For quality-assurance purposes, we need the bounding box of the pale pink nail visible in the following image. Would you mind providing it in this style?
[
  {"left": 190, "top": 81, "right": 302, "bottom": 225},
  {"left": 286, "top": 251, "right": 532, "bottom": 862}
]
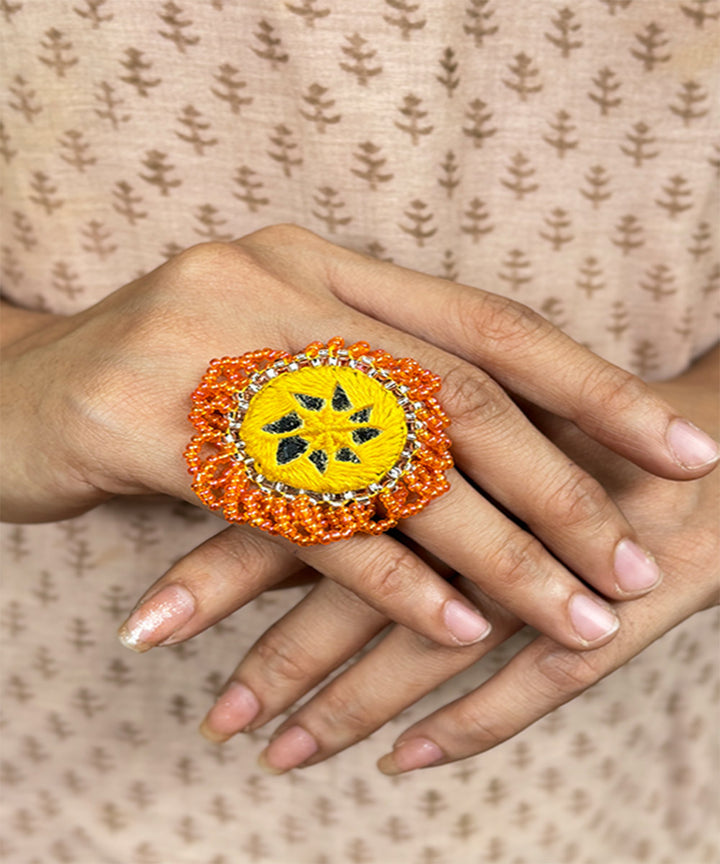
[
  {"left": 569, "top": 594, "right": 619, "bottom": 644},
  {"left": 377, "top": 737, "right": 445, "bottom": 775},
  {"left": 614, "top": 539, "right": 662, "bottom": 594},
  {"left": 667, "top": 418, "right": 719, "bottom": 469},
  {"left": 258, "top": 726, "right": 318, "bottom": 774},
  {"left": 443, "top": 600, "right": 492, "bottom": 644},
  {"left": 117, "top": 584, "right": 195, "bottom": 652},
  {"left": 200, "top": 682, "right": 260, "bottom": 742}
]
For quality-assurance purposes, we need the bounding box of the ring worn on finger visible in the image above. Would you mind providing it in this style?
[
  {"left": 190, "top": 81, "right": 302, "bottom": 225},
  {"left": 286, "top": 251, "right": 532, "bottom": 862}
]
[{"left": 184, "top": 336, "right": 454, "bottom": 545}]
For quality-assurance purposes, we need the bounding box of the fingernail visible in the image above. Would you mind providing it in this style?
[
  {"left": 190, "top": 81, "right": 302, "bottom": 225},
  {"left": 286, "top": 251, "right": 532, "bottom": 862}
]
[
  {"left": 614, "top": 539, "right": 662, "bottom": 594},
  {"left": 200, "top": 682, "right": 261, "bottom": 743},
  {"left": 667, "top": 418, "right": 719, "bottom": 469},
  {"left": 117, "top": 584, "right": 195, "bottom": 652},
  {"left": 258, "top": 725, "right": 318, "bottom": 774},
  {"left": 377, "top": 737, "right": 445, "bottom": 775},
  {"left": 443, "top": 600, "right": 492, "bottom": 644},
  {"left": 569, "top": 594, "right": 619, "bottom": 644}
]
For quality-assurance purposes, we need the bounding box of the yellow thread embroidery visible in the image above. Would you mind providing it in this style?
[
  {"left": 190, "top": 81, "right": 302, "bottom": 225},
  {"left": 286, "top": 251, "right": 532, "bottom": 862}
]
[{"left": 240, "top": 365, "right": 407, "bottom": 493}]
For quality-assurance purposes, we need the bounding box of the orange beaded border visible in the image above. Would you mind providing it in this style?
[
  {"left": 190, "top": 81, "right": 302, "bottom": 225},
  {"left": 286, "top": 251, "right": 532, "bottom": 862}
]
[{"left": 184, "top": 337, "right": 453, "bottom": 546}]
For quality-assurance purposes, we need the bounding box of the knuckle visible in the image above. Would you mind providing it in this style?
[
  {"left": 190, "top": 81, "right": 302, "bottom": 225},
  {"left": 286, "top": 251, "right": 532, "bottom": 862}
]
[
  {"left": 440, "top": 363, "right": 512, "bottom": 429},
  {"left": 543, "top": 468, "right": 610, "bottom": 530},
  {"left": 244, "top": 222, "right": 319, "bottom": 249},
  {"left": 463, "top": 293, "right": 549, "bottom": 354},
  {"left": 577, "top": 363, "right": 648, "bottom": 423},
  {"left": 490, "top": 533, "right": 546, "bottom": 590},
  {"left": 317, "top": 685, "right": 375, "bottom": 736},
  {"left": 449, "top": 701, "right": 507, "bottom": 751},
  {"left": 359, "top": 546, "right": 420, "bottom": 607},
  {"left": 252, "top": 628, "right": 314, "bottom": 686},
  {"left": 535, "top": 646, "right": 603, "bottom": 697}
]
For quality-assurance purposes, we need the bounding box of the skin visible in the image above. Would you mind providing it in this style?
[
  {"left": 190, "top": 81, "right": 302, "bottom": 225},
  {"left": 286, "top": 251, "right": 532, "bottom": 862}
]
[{"left": 1, "top": 225, "right": 717, "bottom": 770}]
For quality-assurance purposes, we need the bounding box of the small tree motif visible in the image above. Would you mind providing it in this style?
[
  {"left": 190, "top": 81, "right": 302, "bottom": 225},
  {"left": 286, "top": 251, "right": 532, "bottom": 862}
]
[
  {"left": 339, "top": 33, "right": 382, "bottom": 85},
  {"left": 1, "top": 246, "right": 22, "bottom": 286},
  {"left": 104, "top": 659, "right": 134, "bottom": 689},
  {"left": 193, "top": 204, "right": 233, "bottom": 241},
  {"left": 112, "top": 181, "right": 147, "bottom": 224},
  {"left": 1, "top": 600, "right": 25, "bottom": 638},
  {"left": 13, "top": 211, "right": 38, "bottom": 251},
  {"left": 611, "top": 213, "right": 644, "bottom": 254},
  {"left": 68, "top": 617, "right": 95, "bottom": 652},
  {"left": 158, "top": 2, "right": 200, "bottom": 52},
  {"left": 436, "top": 46, "right": 460, "bottom": 97},
  {"left": 545, "top": 7, "right": 583, "bottom": 57},
  {"left": 620, "top": 121, "right": 659, "bottom": 167},
  {"left": 418, "top": 789, "right": 447, "bottom": 818},
  {"left": 688, "top": 222, "right": 712, "bottom": 260},
  {"left": 94, "top": 81, "right": 130, "bottom": 128},
  {"left": 58, "top": 129, "right": 96, "bottom": 172},
  {"left": 710, "top": 143, "right": 720, "bottom": 179},
  {"left": 139, "top": 150, "right": 182, "bottom": 195},
  {"left": 312, "top": 796, "right": 338, "bottom": 827},
  {"left": 1, "top": 1, "right": 22, "bottom": 23},
  {"left": 540, "top": 207, "right": 574, "bottom": 250},
  {"left": 588, "top": 66, "right": 622, "bottom": 115},
  {"left": 464, "top": 0, "right": 498, "bottom": 46},
  {"left": 439, "top": 249, "right": 459, "bottom": 281},
  {"left": 267, "top": 124, "right": 302, "bottom": 177},
  {"left": 581, "top": 165, "right": 612, "bottom": 208},
  {"left": 498, "top": 249, "right": 532, "bottom": 291},
  {"left": 351, "top": 141, "right": 393, "bottom": 190},
  {"left": 395, "top": 93, "right": 433, "bottom": 144},
  {"left": 73, "top": 0, "right": 113, "bottom": 28},
  {"left": 379, "top": 815, "right": 412, "bottom": 842},
  {"left": 576, "top": 256, "right": 605, "bottom": 297},
  {"left": 631, "top": 340, "right": 660, "bottom": 377},
  {"left": 119, "top": 48, "right": 161, "bottom": 97},
  {"left": 81, "top": 220, "right": 117, "bottom": 259},
  {"left": 503, "top": 53, "right": 543, "bottom": 101},
  {"left": 242, "top": 834, "right": 270, "bottom": 861},
  {"left": 365, "top": 240, "right": 393, "bottom": 261},
  {"left": 543, "top": 110, "right": 579, "bottom": 158},
  {"left": 9, "top": 75, "right": 42, "bottom": 123},
  {"left": 438, "top": 149, "right": 460, "bottom": 198},
  {"left": 631, "top": 22, "right": 671, "bottom": 71},
  {"left": 29, "top": 172, "right": 63, "bottom": 214},
  {"left": 540, "top": 297, "right": 569, "bottom": 329},
  {"left": 640, "top": 263, "right": 677, "bottom": 300},
  {"left": 453, "top": 812, "right": 477, "bottom": 840},
  {"left": 461, "top": 198, "right": 493, "bottom": 243},
  {"left": 462, "top": 98, "right": 496, "bottom": 148},
  {"left": 312, "top": 187, "right": 352, "bottom": 233},
  {"left": 383, "top": 0, "right": 427, "bottom": 40},
  {"left": 252, "top": 20, "right": 289, "bottom": 68},
  {"left": 100, "top": 802, "right": 128, "bottom": 832},
  {"left": 232, "top": 165, "right": 270, "bottom": 212},
  {"left": 674, "top": 306, "right": 694, "bottom": 340},
  {"left": 38, "top": 28, "right": 78, "bottom": 77},
  {"left": 680, "top": 0, "right": 720, "bottom": 27},
  {"left": 655, "top": 174, "right": 693, "bottom": 218},
  {"left": 0, "top": 121, "right": 15, "bottom": 164},
  {"left": 501, "top": 151, "right": 539, "bottom": 199},
  {"left": 285, "top": 0, "right": 331, "bottom": 27},
  {"left": 399, "top": 199, "right": 437, "bottom": 247},
  {"left": 48, "top": 713, "right": 73, "bottom": 741},
  {"left": 175, "top": 104, "right": 218, "bottom": 154},
  {"left": 669, "top": 80, "right": 709, "bottom": 126},
  {"left": 701, "top": 262, "right": 720, "bottom": 295},
  {"left": 599, "top": 0, "right": 632, "bottom": 12},
  {"left": 300, "top": 83, "right": 341, "bottom": 133},
  {"left": 211, "top": 63, "right": 252, "bottom": 114},
  {"left": 100, "top": 584, "right": 132, "bottom": 618}
]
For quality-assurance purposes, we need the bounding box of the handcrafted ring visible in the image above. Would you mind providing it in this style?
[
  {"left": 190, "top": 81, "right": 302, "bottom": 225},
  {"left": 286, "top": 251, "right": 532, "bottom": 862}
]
[{"left": 184, "top": 336, "right": 453, "bottom": 545}]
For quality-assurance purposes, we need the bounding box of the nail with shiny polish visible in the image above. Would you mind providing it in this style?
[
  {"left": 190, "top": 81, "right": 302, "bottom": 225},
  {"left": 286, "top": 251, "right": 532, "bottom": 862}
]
[
  {"left": 117, "top": 584, "right": 195, "bottom": 652},
  {"left": 200, "top": 682, "right": 261, "bottom": 743},
  {"left": 667, "top": 418, "right": 719, "bottom": 470},
  {"left": 614, "top": 539, "right": 662, "bottom": 594},
  {"left": 377, "top": 737, "right": 445, "bottom": 775},
  {"left": 258, "top": 726, "right": 318, "bottom": 774},
  {"left": 569, "top": 594, "right": 619, "bottom": 644},
  {"left": 443, "top": 599, "right": 492, "bottom": 645}
]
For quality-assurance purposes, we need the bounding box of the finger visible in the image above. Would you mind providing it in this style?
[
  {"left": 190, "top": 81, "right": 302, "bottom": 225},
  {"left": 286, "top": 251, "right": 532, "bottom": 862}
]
[
  {"left": 253, "top": 582, "right": 522, "bottom": 773},
  {"left": 376, "top": 578, "right": 705, "bottom": 775},
  {"left": 117, "top": 523, "right": 306, "bottom": 652},
  {"left": 318, "top": 237, "right": 719, "bottom": 478},
  {"left": 199, "top": 578, "right": 390, "bottom": 743}
]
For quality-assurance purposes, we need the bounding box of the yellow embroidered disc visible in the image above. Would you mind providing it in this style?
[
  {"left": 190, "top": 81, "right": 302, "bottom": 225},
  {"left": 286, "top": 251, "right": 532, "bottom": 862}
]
[{"left": 239, "top": 365, "right": 408, "bottom": 494}]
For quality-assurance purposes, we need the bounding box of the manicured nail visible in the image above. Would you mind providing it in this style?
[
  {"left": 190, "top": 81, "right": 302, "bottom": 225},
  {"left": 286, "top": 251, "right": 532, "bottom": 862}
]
[
  {"left": 569, "top": 594, "right": 619, "bottom": 644},
  {"left": 117, "top": 584, "right": 195, "bottom": 652},
  {"left": 377, "top": 737, "right": 445, "bottom": 775},
  {"left": 199, "top": 682, "right": 261, "bottom": 743},
  {"left": 614, "top": 539, "right": 662, "bottom": 594},
  {"left": 667, "top": 418, "right": 719, "bottom": 469},
  {"left": 258, "top": 726, "right": 318, "bottom": 774},
  {"left": 443, "top": 599, "right": 492, "bottom": 644}
]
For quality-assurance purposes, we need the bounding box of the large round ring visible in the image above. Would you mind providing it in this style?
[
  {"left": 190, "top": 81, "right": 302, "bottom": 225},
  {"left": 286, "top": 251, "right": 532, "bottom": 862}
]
[{"left": 184, "top": 336, "right": 453, "bottom": 545}]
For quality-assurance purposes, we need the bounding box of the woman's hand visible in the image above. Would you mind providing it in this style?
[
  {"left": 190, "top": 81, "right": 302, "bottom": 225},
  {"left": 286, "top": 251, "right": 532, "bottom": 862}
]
[
  {"left": 2, "top": 226, "right": 717, "bottom": 657},
  {"left": 195, "top": 346, "right": 718, "bottom": 774}
]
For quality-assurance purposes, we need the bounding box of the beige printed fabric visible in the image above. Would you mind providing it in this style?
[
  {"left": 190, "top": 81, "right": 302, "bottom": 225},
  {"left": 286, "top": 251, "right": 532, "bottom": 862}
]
[{"left": 1, "top": 2, "right": 719, "bottom": 863}]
